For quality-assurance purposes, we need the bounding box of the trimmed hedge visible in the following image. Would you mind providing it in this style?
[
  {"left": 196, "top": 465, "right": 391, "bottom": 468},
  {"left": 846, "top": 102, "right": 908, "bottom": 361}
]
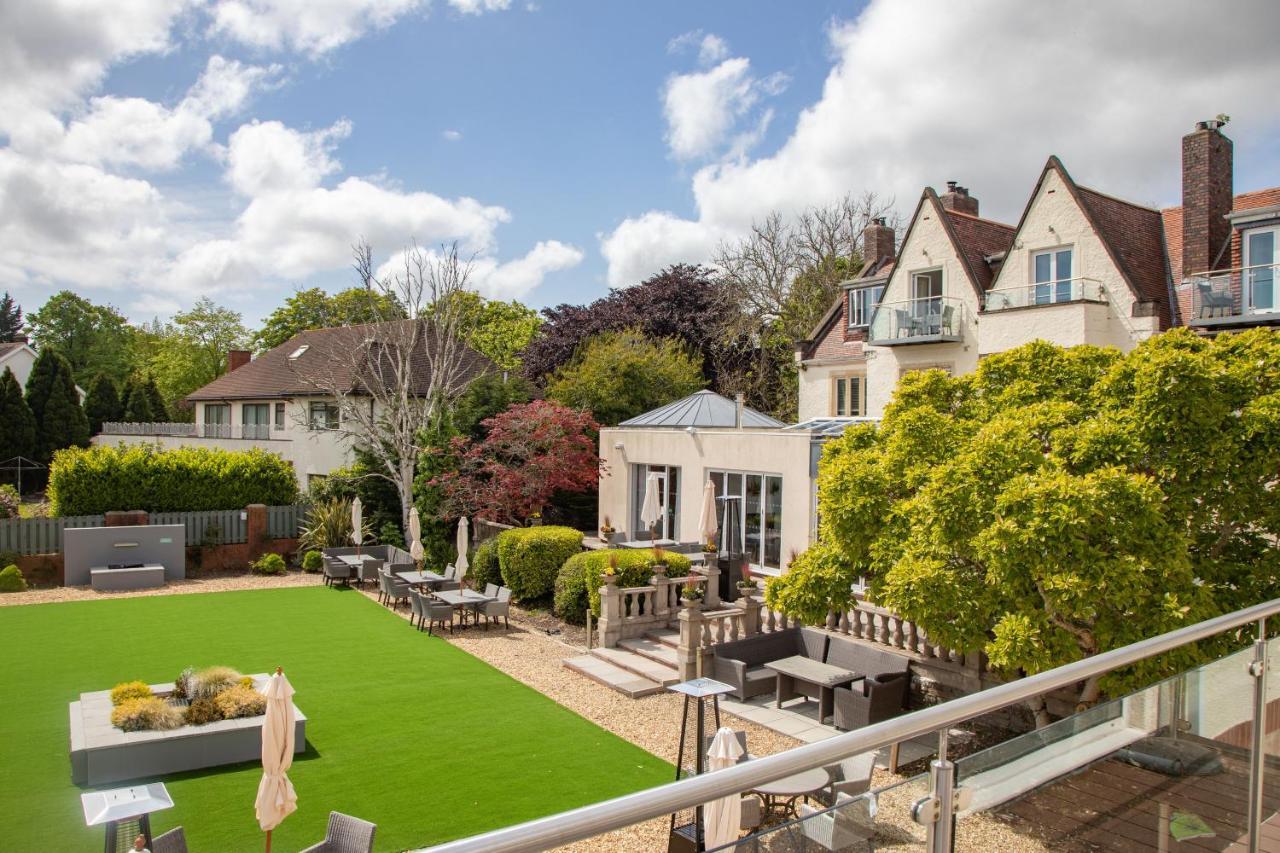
[
  {"left": 553, "top": 549, "right": 692, "bottom": 624},
  {"left": 48, "top": 444, "right": 297, "bottom": 515},
  {"left": 496, "top": 525, "right": 584, "bottom": 600},
  {"left": 469, "top": 539, "right": 500, "bottom": 591}
]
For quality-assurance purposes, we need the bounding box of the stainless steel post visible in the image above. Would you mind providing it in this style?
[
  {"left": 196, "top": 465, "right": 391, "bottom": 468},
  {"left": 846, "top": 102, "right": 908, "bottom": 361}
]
[
  {"left": 1248, "top": 617, "right": 1268, "bottom": 853},
  {"left": 927, "top": 729, "right": 955, "bottom": 853}
]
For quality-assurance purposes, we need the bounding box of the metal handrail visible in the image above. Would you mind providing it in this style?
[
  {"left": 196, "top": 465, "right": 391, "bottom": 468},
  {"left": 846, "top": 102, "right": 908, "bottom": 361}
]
[
  {"left": 421, "top": 596, "right": 1280, "bottom": 853},
  {"left": 983, "top": 276, "right": 1105, "bottom": 311},
  {"left": 1183, "top": 261, "right": 1280, "bottom": 280}
]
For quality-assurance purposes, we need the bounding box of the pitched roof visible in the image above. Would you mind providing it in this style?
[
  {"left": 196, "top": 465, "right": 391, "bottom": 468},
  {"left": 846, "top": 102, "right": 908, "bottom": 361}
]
[
  {"left": 186, "top": 320, "right": 493, "bottom": 402},
  {"left": 618, "top": 389, "right": 785, "bottom": 429},
  {"left": 940, "top": 208, "right": 1016, "bottom": 293},
  {"left": 0, "top": 341, "right": 26, "bottom": 360},
  {"left": 1074, "top": 184, "right": 1172, "bottom": 328}
]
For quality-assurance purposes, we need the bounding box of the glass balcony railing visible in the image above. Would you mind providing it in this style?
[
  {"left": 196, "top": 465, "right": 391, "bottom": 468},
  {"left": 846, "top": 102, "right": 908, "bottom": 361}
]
[
  {"left": 983, "top": 277, "right": 1105, "bottom": 312},
  {"left": 866, "top": 296, "right": 966, "bottom": 345},
  {"left": 1186, "top": 263, "right": 1280, "bottom": 325},
  {"left": 241, "top": 424, "right": 272, "bottom": 440}
]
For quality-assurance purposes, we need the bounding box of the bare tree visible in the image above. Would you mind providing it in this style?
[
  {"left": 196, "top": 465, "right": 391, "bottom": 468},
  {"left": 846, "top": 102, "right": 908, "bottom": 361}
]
[{"left": 293, "top": 240, "right": 484, "bottom": 533}]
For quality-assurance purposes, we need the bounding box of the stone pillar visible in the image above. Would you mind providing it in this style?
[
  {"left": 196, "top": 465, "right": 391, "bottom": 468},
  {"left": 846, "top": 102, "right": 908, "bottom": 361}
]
[
  {"left": 105, "top": 510, "right": 148, "bottom": 527},
  {"left": 597, "top": 574, "right": 623, "bottom": 649},
  {"left": 677, "top": 602, "right": 706, "bottom": 682},
  {"left": 700, "top": 559, "right": 721, "bottom": 609},
  {"left": 650, "top": 563, "right": 670, "bottom": 622},
  {"left": 735, "top": 592, "right": 762, "bottom": 637},
  {"left": 245, "top": 504, "right": 268, "bottom": 561}
]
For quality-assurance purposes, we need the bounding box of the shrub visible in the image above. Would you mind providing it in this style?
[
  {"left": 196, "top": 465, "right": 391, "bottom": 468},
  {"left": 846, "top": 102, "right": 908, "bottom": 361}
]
[
  {"left": 299, "top": 498, "right": 369, "bottom": 551},
  {"left": 0, "top": 564, "right": 26, "bottom": 593},
  {"left": 174, "top": 666, "right": 195, "bottom": 699},
  {"left": 496, "top": 525, "right": 583, "bottom": 600},
  {"left": 468, "top": 539, "right": 500, "bottom": 590},
  {"left": 188, "top": 666, "right": 243, "bottom": 701},
  {"left": 47, "top": 444, "right": 297, "bottom": 516},
  {"left": 111, "top": 697, "right": 183, "bottom": 732},
  {"left": 553, "top": 549, "right": 692, "bottom": 623},
  {"left": 251, "top": 553, "right": 286, "bottom": 575},
  {"left": 110, "top": 680, "right": 153, "bottom": 706},
  {"left": 376, "top": 520, "right": 404, "bottom": 549},
  {"left": 184, "top": 697, "right": 223, "bottom": 726},
  {"left": 214, "top": 684, "right": 266, "bottom": 719},
  {"left": 301, "top": 550, "right": 324, "bottom": 573},
  {"left": 0, "top": 484, "right": 18, "bottom": 519}
]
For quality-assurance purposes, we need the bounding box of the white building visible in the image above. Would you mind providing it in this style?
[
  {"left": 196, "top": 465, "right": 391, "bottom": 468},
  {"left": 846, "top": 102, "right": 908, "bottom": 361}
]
[{"left": 0, "top": 340, "right": 86, "bottom": 399}]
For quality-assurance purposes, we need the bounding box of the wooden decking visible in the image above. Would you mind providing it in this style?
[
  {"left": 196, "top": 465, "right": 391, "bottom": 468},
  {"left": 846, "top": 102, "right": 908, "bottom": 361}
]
[{"left": 997, "top": 746, "right": 1280, "bottom": 852}]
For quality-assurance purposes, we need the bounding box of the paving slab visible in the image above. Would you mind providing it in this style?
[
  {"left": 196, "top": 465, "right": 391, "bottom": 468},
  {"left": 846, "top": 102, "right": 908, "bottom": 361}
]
[
  {"left": 590, "top": 647, "right": 680, "bottom": 686},
  {"left": 563, "top": 655, "right": 664, "bottom": 698}
]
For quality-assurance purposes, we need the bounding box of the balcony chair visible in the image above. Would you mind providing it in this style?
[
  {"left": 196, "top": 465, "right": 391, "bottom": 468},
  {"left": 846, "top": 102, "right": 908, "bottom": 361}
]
[
  {"left": 1197, "top": 280, "right": 1235, "bottom": 318},
  {"left": 152, "top": 827, "right": 188, "bottom": 853},
  {"left": 940, "top": 303, "right": 956, "bottom": 335},
  {"left": 300, "top": 811, "right": 377, "bottom": 853}
]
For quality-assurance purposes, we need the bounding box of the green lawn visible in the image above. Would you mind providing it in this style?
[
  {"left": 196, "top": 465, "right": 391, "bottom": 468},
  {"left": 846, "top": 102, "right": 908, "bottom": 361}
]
[{"left": 0, "top": 587, "right": 670, "bottom": 851}]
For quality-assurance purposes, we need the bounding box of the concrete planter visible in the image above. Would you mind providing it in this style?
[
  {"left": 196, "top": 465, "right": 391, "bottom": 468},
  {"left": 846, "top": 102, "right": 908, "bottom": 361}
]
[{"left": 69, "top": 675, "right": 306, "bottom": 786}]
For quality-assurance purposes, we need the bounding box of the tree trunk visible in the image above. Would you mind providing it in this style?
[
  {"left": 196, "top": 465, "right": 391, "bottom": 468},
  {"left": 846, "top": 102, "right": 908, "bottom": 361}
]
[
  {"left": 1025, "top": 695, "right": 1052, "bottom": 729},
  {"left": 1075, "top": 675, "right": 1103, "bottom": 712}
]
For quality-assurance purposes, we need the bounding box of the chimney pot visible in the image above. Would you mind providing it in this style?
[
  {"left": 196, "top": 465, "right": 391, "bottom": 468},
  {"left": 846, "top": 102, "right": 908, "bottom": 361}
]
[
  {"left": 734, "top": 393, "right": 744, "bottom": 429},
  {"left": 939, "top": 182, "right": 980, "bottom": 216},
  {"left": 946, "top": 181, "right": 958, "bottom": 192}
]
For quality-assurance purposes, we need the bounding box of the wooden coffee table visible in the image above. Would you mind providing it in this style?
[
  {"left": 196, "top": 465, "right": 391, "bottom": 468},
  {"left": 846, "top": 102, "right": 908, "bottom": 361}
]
[{"left": 763, "top": 656, "right": 858, "bottom": 724}]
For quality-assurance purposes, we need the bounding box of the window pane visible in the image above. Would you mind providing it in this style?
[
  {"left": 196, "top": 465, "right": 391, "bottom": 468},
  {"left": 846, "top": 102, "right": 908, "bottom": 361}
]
[
  {"left": 665, "top": 467, "right": 679, "bottom": 541},
  {"left": 849, "top": 377, "right": 862, "bottom": 416},
  {"left": 835, "top": 378, "right": 846, "bottom": 416},
  {"left": 764, "top": 476, "right": 782, "bottom": 570},
  {"left": 744, "top": 475, "right": 762, "bottom": 567},
  {"left": 274, "top": 403, "right": 284, "bottom": 429},
  {"left": 1055, "top": 249, "right": 1072, "bottom": 280},
  {"left": 1034, "top": 252, "right": 1051, "bottom": 283}
]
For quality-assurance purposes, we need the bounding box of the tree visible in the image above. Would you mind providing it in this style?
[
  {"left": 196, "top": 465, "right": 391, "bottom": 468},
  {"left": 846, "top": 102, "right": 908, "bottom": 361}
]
[
  {"left": 0, "top": 368, "right": 37, "bottom": 487},
  {"left": 121, "top": 376, "right": 155, "bottom": 423},
  {"left": 23, "top": 348, "right": 89, "bottom": 464},
  {"left": 444, "top": 291, "right": 541, "bottom": 375},
  {"left": 545, "top": 328, "right": 705, "bottom": 425},
  {"left": 26, "top": 291, "right": 136, "bottom": 386},
  {"left": 451, "top": 373, "right": 534, "bottom": 440},
  {"left": 0, "top": 293, "right": 22, "bottom": 342},
  {"left": 141, "top": 375, "right": 168, "bottom": 422},
  {"left": 432, "top": 401, "right": 601, "bottom": 526},
  {"left": 296, "top": 241, "right": 489, "bottom": 533},
  {"left": 84, "top": 374, "right": 123, "bottom": 434},
  {"left": 766, "top": 331, "right": 1280, "bottom": 724},
  {"left": 147, "top": 298, "right": 249, "bottom": 418},
  {"left": 252, "top": 286, "right": 407, "bottom": 352}
]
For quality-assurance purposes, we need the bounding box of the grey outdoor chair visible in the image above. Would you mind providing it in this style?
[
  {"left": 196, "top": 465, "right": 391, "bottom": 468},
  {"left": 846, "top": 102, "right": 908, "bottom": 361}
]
[
  {"left": 480, "top": 593, "right": 510, "bottom": 630},
  {"left": 1197, "top": 280, "right": 1235, "bottom": 317},
  {"left": 356, "top": 557, "right": 383, "bottom": 586},
  {"left": 300, "top": 811, "right": 377, "bottom": 853},
  {"left": 323, "top": 557, "right": 351, "bottom": 588},
  {"left": 152, "top": 827, "right": 188, "bottom": 853},
  {"left": 423, "top": 597, "right": 455, "bottom": 635},
  {"left": 797, "top": 792, "right": 876, "bottom": 851},
  {"left": 816, "top": 752, "right": 875, "bottom": 807},
  {"left": 381, "top": 569, "right": 410, "bottom": 610},
  {"left": 408, "top": 588, "right": 426, "bottom": 629},
  {"left": 437, "top": 565, "right": 461, "bottom": 592},
  {"left": 484, "top": 582, "right": 500, "bottom": 598}
]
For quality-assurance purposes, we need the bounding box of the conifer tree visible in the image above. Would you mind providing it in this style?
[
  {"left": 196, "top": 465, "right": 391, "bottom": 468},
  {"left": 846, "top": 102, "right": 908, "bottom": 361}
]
[
  {"left": 24, "top": 348, "right": 89, "bottom": 463},
  {"left": 141, "top": 375, "right": 168, "bottom": 422},
  {"left": 121, "top": 377, "right": 156, "bottom": 423},
  {"left": 84, "top": 373, "right": 123, "bottom": 434},
  {"left": 0, "top": 292, "right": 21, "bottom": 342},
  {"left": 0, "top": 367, "right": 37, "bottom": 471}
]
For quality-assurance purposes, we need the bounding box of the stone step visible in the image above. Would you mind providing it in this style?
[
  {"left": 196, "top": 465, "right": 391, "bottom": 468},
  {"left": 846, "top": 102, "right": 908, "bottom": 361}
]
[
  {"left": 592, "top": 646, "right": 680, "bottom": 686},
  {"left": 563, "top": 655, "right": 665, "bottom": 699},
  {"left": 619, "top": 636, "right": 680, "bottom": 669},
  {"left": 645, "top": 628, "right": 680, "bottom": 649}
]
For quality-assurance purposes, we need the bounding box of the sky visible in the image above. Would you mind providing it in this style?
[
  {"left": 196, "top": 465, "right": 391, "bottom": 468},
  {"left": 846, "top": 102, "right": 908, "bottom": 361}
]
[{"left": 2, "top": 0, "right": 1279, "bottom": 327}]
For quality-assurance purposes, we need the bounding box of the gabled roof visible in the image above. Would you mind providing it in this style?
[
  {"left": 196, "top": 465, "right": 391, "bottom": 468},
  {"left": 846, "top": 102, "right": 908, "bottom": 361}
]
[
  {"left": 186, "top": 321, "right": 493, "bottom": 402},
  {"left": 618, "top": 389, "right": 785, "bottom": 429},
  {"left": 894, "top": 189, "right": 1015, "bottom": 299},
  {"left": 0, "top": 341, "right": 31, "bottom": 361}
]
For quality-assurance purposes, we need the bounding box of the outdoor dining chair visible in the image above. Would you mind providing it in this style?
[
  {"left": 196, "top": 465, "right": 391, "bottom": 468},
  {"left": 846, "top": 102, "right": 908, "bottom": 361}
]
[
  {"left": 484, "top": 582, "right": 499, "bottom": 598},
  {"left": 437, "top": 565, "right": 461, "bottom": 592},
  {"left": 480, "top": 591, "right": 510, "bottom": 630},
  {"left": 423, "top": 597, "right": 455, "bottom": 636},
  {"left": 797, "top": 792, "right": 876, "bottom": 851},
  {"left": 381, "top": 569, "right": 410, "bottom": 610},
  {"left": 408, "top": 588, "right": 426, "bottom": 630},
  {"left": 357, "top": 557, "right": 383, "bottom": 587},
  {"left": 815, "top": 752, "right": 875, "bottom": 807},
  {"left": 152, "top": 827, "right": 188, "bottom": 853},
  {"left": 323, "top": 557, "right": 351, "bottom": 588},
  {"left": 300, "top": 811, "right": 377, "bottom": 853}
]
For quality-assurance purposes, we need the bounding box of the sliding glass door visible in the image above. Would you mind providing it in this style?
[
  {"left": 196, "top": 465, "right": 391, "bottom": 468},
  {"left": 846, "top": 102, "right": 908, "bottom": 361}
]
[
  {"left": 709, "top": 469, "right": 783, "bottom": 571},
  {"left": 631, "top": 464, "right": 679, "bottom": 541}
]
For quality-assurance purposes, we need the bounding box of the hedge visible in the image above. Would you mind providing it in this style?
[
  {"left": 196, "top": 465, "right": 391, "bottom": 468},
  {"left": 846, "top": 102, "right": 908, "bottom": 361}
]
[
  {"left": 495, "top": 525, "right": 583, "bottom": 600},
  {"left": 553, "top": 548, "right": 692, "bottom": 624},
  {"left": 469, "top": 539, "right": 501, "bottom": 590},
  {"left": 48, "top": 444, "right": 297, "bottom": 515}
]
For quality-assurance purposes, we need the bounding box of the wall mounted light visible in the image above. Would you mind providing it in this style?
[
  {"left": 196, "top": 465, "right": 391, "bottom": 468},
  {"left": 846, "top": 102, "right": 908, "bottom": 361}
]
[{"left": 613, "top": 442, "right": 625, "bottom": 451}]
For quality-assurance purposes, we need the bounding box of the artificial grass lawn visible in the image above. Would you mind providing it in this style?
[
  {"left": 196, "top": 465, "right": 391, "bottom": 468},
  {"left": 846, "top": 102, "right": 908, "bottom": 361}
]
[{"left": 0, "top": 586, "right": 671, "bottom": 851}]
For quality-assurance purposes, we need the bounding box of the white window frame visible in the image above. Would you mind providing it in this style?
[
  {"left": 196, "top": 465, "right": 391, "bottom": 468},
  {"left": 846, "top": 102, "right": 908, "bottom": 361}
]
[
  {"left": 848, "top": 285, "right": 884, "bottom": 328},
  {"left": 707, "top": 468, "right": 784, "bottom": 572},
  {"left": 831, "top": 374, "right": 864, "bottom": 417},
  {"left": 308, "top": 401, "right": 339, "bottom": 431},
  {"left": 1031, "top": 246, "right": 1075, "bottom": 304},
  {"left": 1242, "top": 226, "right": 1277, "bottom": 313}
]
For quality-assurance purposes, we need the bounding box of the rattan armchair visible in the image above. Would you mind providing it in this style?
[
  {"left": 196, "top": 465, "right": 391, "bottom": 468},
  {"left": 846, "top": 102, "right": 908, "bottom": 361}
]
[
  {"left": 300, "top": 811, "right": 376, "bottom": 853},
  {"left": 152, "top": 827, "right": 188, "bottom": 853}
]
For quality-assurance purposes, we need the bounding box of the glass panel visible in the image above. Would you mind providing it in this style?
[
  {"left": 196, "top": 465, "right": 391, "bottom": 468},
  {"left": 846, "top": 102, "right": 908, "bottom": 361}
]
[
  {"left": 631, "top": 464, "right": 645, "bottom": 537},
  {"left": 744, "top": 475, "right": 762, "bottom": 567},
  {"left": 1055, "top": 249, "right": 1073, "bottom": 302},
  {"left": 849, "top": 377, "right": 862, "bottom": 416},
  {"left": 665, "top": 466, "right": 679, "bottom": 541},
  {"left": 274, "top": 403, "right": 284, "bottom": 429},
  {"left": 763, "top": 476, "right": 782, "bottom": 570},
  {"left": 203, "top": 404, "right": 229, "bottom": 425},
  {"left": 1034, "top": 252, "right": 1052, "bottom": 304},
  {"left": 1248, "top": 231, "right": 1275, "bottom": 311},
  {"left": 709, "top": 471, "right": 725, "bottom": 547},
  {"left": 835, "top": 378, "right": 847, "bottom": 416}
]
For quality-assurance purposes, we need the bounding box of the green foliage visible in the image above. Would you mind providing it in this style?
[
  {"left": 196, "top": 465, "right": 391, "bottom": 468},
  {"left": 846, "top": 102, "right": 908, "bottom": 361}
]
[
  {"left": 141, "top": 375, "right": 168, "bottom": 422},
  {"left": 774, "top": 331, "right": 1280, "bottom": 703},
  {"left": 468, "top": 539, "right": 501, "bottom": 590},
  {"left": 83, "top": 374, "right": 122, "bottom": 434},
  {"left": 495, "top": 525, "right": 584, "bottom": 600},
  {"left": 376, "top": 520, "right": 404, "bottom": 548},
  {"left": 0, "top": 565, "right": 26, "bottom": 593},
  {"left": 184, "top": 697, "right": 223, "bottom": 726},
  {"left": 451, "top": 374, "right": 534, "bottom": 439},
  {"left": 24, "top": 347, "right": 89, "bottom": 464},
  {"left": 110, "top": 680, "right": 153, "bottom": 706},
  {"left": 545, "top": 328, "right": 705, "bottom": 426},
  {"left": 213, "top": 684, "right": 267, "bottom": 719},
  {"left": 48, "top": 444, "right": 297, "bottom": 515},
  {"left": 253, "top": 286, "right": 405, "bottom": 352},
  {"left": 27, "top": 291, "right": 135, "bottom": 386},
  {"left": 553, "top": 549, "right": 692, "bottom": 623},
  {"left": 121, "top": 375, "right": 156, "bottom": 422},
  {"left": 299, "top": 498, "right": 370, "bottom": 551},
  {"left": 251, "top": 553, "right": 287, "bottom": 575},
  {"left": 188, "top": 666, "right": 244, "bottom": 701},
  {"left": 445, "top": 291, "right": 542, "bottom": 374},
  {"left": 0, "top": 368, "right": 37, "bottom": 477},
  {"left": 0, "top": 292, "right": 21, "bottom": 342},
  {"left": 111, "top": 696, "right": 183, "bottom": 732},
  {"left": 0, "top": 486, "right": 18, "bottom": 519},
  {"left": 143, "top": 298, "right": 248, "bottom": 418},
  {"left": 301, "top": 550, "right": 324, "bottom": 573}
]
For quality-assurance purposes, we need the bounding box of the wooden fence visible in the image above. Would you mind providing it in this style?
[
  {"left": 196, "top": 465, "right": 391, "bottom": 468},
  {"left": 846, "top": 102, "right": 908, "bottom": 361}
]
[
  {"left": 150, "top": 509, "right": 248, "bottom": 547},
  {"left": 267, "top": 504, "right": 307, "bottom": 539},
  {"left": 0, "top": 514, "right": 105, "bottom": 556}
]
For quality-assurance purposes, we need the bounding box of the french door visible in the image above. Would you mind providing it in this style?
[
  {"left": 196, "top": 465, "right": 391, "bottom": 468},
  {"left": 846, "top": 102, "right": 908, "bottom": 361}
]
[
  {"left": 1245, "top": 228, "right": 1276, "bottom": 313},
  {"left": 632, "top": 464, "right": 679, "bottom": 541},
  {"left": 709, "top": 470, "right": 783, "bottom": 571}
]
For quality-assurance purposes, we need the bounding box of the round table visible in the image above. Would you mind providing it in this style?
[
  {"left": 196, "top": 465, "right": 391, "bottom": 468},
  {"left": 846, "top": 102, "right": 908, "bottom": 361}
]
[{"left": 752, "top": 766, "right": 831, "bottom": 819}]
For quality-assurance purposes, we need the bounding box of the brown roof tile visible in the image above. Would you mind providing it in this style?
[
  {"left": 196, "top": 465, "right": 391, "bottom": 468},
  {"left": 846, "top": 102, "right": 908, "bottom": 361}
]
[
  {"left": 942, "top": 209, "right": 1016, "bottom": 293},
  {"left": 1074, "top": 185, "right": 1173, "bottom": 328}
]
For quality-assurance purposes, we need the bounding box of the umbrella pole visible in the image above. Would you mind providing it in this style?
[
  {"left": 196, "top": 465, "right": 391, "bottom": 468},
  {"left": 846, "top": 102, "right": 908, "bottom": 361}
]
[{"left": 265, "top": 828, "right": 272, "bottom": 853}]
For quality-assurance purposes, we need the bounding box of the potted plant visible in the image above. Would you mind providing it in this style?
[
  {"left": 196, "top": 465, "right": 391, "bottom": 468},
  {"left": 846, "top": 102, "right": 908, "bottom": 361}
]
[
  {"left": 602, "top": 553, "right": 619, "bottom": 585},
  {"left": 599, "top": 515, "right": 616, "bottom": 542},
  {"left": 736, "top": 561, "right": 757, "bottom": 593},
  {"left": 649, "top": 544, "right": 669, "bottom": 572},
  {"left": 680, "top": 579, "right": 702, "bottom": 606},
  {"left": 528, "top": 511, "right": 543, "bottom": 527},
  {"left": 702, "top": 538, "right": 717, "bottom": 554}
]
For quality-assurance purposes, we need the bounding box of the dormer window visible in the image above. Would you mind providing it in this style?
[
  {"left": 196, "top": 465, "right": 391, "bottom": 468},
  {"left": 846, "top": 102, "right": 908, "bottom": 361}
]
[
  {"left": 1032, "top": 248, "right": 1074, "bottom": 304},
  {"left": 848, "top": 285, "right": 884, "bottom": 328}
]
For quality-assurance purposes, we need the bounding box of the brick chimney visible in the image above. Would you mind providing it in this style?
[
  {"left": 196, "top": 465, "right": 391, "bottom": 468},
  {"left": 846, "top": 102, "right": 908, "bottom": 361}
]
[
  {"left": 938, "top": 181, "right": 979, "bottom": 216},
  {"left": 1181, "top": 119, "right": 1233, "bottom": 276},
  {"left": 227, "top": 349, "right": 251, "bottom": 372},
  {"left": 862, "top": 217, "right": 896, "bottom": 267}
]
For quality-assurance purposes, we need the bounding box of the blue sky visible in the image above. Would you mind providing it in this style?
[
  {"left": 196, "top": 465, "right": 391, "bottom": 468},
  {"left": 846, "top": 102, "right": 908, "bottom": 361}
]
[{"left": 2, "top": 0, "right": 1279, "bottom": 326}]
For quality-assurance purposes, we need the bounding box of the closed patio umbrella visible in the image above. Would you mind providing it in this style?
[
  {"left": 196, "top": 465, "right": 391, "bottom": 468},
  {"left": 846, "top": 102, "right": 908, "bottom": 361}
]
[
  {"left": 703, "top": 726, "right": 746, "bottom": 849},
  {"left": 409, "top": 507, "right": 424, "bottom": 563},
  {"left": 698, "top": 478, "right": 718, "bottom": 548},
  {"left": 255, "top": 668, "right": 297, "bottom": 853},
  {"left": 640, "top": 472, "right": 662, "bottom": 539},
  {"left": 350, "top": 497, "right": 363, "bottom": 548},
  {"left": 455, "top": 517, "right": 470, "bottom": 586}
]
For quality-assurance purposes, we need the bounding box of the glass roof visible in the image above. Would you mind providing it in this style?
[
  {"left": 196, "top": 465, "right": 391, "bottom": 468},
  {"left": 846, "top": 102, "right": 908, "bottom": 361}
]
[{"left": 785, "top": 417, "right": 880, "bottom": 437}]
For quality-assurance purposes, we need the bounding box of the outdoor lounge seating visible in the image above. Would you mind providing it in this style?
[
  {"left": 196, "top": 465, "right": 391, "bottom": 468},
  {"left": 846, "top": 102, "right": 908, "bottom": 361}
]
[
  {"left": 797, "top": 792, "right": 876, "bottom": 851},
  {"left": 815, "top": 752, "right": 875, "bottom": 807},
  {"left": 832, "top": 671, "right": 909, "bottom": 732},
  {"left": 152, "top": 826, "right": 188, "bottom": 853},
  {"left": 711, "top": 627, "right": 829, "bottom": 700},
  {"left": 300, "top": 811, "right": 377, "bottom": 853}
]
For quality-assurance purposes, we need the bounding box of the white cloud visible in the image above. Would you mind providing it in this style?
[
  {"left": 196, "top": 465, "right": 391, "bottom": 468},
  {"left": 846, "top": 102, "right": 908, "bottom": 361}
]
[
  {"left": 376, "top": 240, "right": 582, "bottom": 300},
  {"left": 211, "top": 0, "right": 425, "bottom": 55},
  {"left": 667, "top": 30, "right": 729, "bottom": 66},
  {"left": 441, "top": 129, "right": 463, "bottom": 141},
  {"left": 226, "top": 119, "right": 351, "bottom": 196},
  {"left": 448, "top": 0, "right": 512, "bottom": 13},
  {"left": 605, "top": 0, "right": 1280, "bottom": 288}
]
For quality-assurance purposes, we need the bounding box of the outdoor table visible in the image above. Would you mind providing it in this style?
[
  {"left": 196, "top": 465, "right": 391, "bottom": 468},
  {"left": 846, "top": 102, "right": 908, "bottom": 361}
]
[
  {"left": 396, "top": 570, "right": 445, "bottom": 588},
  {"left": 616, "top": 538, "right": 677, "bottom": 550},
  {"left": 336, "top": 554, "right": 380, "bottom": 568},
  {"left": 763, "top": 656, "right": 858, "bottom": 724},
  {"left": 432, "top": 588, "right": 494, "bottom": 626},
  {"left": 752, "top": 766, "right": 831, "bottom": 819}
]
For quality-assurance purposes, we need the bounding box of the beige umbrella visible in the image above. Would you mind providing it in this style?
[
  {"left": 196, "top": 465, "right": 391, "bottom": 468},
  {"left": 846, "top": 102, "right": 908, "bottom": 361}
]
[
  {"left": 255, "top": 668, "right": 297, "bottom": 853},
  {"left": 698, "top": 479, "right": 718, "bottom": 548},
  {"left": 350, "top": 497, "right": 363, "bottom": 548},
  {"left": 409, "top": 507, "right": 424, "bottom": 563},
  {"left": 640, "top": 472, "right": 662, "bottom": 539},
  {"left": 455, "top": 517, "right": 470, "bottom": 586},
  {"left": 703, "top": 726, "right": 746, "bottom": 849}
]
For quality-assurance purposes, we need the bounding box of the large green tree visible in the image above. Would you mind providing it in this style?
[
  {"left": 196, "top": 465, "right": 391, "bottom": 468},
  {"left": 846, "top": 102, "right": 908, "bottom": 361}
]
[
  {"left": 442, "top": 291, "right": 541, "bottom": 375},
  {"left": 0, "top": 293, "right": 22, "bottom": 341},
  {"left": 768, "top": 331, "right": 1280, "bottom": 723},
  {"left": 83, "top": 374, "right": 123, "bottom": 434},
  {"left": 121, "top": 376, "right": 156, "bottom": 423},
  {"left": 545, "top": 328, "right": 705, "bottom": 426},
  {"left": 0, "top": 367, "right": 37, "bottom": 483},
  {"left": 147, "top": 298, "right": 248, "bottom": 418},
  {"left": 26, "top": 291, "right": 136, "bottom": 386},
  {"left": 252, "top": 286, "right": 406, "bottom": 352},
  {"left": 24, "top": 348, "right": 89, "bottom": 464}
]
